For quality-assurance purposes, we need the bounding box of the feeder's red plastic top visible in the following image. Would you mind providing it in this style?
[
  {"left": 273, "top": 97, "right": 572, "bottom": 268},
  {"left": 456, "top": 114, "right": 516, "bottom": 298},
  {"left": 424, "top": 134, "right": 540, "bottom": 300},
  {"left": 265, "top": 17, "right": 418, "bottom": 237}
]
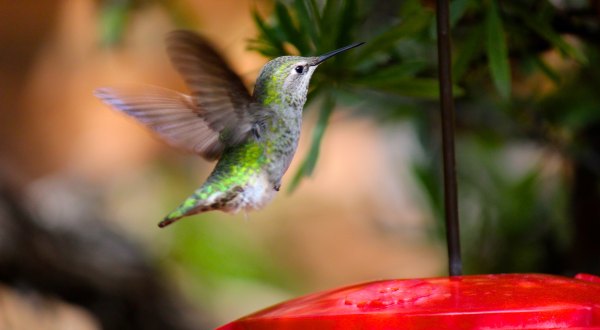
[{"left": 219, "top": 273, "right": 600, "bottom": 329}]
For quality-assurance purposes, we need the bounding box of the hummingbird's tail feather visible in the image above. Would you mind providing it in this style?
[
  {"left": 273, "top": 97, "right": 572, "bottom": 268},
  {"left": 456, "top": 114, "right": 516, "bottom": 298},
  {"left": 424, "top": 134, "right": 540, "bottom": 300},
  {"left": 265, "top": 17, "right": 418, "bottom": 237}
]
[
  {"left": 158, "top": 197, "right": 215, "bottom": 228},
  {"left": 157, "top": 185, "right": 244, "bottom": 228},
  {"left": 158, "top": 204, "right": 214, "bottom": 228},
  {"left": 159, "top": 191, "right": 215, "bottom": 227}
]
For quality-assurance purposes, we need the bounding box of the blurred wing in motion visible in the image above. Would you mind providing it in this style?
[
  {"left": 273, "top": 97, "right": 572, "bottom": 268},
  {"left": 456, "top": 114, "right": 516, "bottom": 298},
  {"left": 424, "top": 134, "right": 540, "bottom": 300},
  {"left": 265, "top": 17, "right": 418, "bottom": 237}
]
[
  {"left": 95, "top": 30, "right": 271, "bottom": 160},
  {"left": 166, "top": 30, "right": 258, "bottom": 144},
  {"left": 95, "top": 86, "right": 226, "bottom": 160}
]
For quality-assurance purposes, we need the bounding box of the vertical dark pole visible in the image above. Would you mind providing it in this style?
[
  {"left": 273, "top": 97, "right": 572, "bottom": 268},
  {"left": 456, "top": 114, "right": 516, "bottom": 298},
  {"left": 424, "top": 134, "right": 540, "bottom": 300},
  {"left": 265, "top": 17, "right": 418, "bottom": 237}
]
[{"left": 436, "top": 0, "right": 462, "bottom": 276}]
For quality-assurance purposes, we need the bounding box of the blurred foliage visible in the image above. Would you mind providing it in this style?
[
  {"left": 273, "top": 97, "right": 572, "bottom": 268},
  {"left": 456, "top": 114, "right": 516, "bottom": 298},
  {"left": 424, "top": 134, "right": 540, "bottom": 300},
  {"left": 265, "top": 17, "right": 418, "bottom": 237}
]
[
  {"left": 252, "top": 0, "right": 466, "bottom": 191},
  {"left": 413, "top": 137, "right": 570, "bottom": 273},
  {"left": 252, "top": 0, "right": 600, "bottom": 274},
  {"left": 97, "top": 0, "right": 600, "bottom": 278}
]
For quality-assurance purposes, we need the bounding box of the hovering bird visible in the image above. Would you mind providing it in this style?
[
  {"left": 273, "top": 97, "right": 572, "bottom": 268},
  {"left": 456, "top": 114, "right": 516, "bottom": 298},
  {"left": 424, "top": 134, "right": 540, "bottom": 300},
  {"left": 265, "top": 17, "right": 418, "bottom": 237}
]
[{"left": 95, "top": 30, "right": 364, "bottom": 227}]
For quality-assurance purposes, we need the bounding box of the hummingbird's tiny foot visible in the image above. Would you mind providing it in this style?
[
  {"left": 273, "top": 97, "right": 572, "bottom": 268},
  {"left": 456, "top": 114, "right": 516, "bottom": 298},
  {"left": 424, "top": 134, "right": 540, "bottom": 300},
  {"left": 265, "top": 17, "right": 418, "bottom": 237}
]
[
  {"left": 274, "top": 184, "right": 281, "bottom": 191},
  {"left": 252, "top": 127, "right": 261, "bottom": 140},
  {"left": 251, "top": 121, "right": 267, "bottom": 140}
]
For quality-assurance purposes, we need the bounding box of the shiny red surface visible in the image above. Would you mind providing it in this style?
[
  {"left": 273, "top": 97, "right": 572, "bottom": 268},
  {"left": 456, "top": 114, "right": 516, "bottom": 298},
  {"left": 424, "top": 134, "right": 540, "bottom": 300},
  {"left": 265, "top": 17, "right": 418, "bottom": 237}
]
[{"left": 219, "top": 274, "right": 600, "bottom": 330}]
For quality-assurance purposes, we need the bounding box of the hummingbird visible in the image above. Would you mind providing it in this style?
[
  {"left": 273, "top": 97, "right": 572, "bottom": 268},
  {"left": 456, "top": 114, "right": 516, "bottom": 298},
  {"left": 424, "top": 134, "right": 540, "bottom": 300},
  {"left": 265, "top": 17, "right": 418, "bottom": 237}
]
[{"left": 95, "top": 30, "right": 364, "bottom": 228}]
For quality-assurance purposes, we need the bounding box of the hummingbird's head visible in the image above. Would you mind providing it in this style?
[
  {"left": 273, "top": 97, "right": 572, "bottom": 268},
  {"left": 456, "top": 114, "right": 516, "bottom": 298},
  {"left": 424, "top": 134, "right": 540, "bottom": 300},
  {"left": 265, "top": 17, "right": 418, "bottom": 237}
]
[{"left": 253, "top": 42, "right": 364, "bottom": 109}]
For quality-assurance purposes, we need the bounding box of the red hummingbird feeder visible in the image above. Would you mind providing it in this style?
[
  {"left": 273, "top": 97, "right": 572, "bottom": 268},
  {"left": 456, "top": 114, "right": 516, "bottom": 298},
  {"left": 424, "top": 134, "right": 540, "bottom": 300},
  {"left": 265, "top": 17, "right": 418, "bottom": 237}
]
[
  {"left": 219, "top": 1, "right": 600, "bottom": 329},
  {"left": 219, "top": 273, "right": 600, "bottom": 329}
]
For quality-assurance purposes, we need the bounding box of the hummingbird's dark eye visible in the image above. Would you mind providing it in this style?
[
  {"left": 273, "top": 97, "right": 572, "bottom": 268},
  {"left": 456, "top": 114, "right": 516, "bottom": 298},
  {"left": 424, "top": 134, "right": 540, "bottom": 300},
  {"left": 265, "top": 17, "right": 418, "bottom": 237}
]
[{"left": 295, "top": 65, "right": 304, "bottom": 74}]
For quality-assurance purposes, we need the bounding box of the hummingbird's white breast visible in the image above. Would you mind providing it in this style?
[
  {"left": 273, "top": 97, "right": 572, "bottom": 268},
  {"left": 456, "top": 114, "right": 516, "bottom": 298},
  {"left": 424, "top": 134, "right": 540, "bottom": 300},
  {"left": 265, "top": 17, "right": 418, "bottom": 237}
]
[{"left": 234, "top": 172, "right": 276, "bottom": 212}]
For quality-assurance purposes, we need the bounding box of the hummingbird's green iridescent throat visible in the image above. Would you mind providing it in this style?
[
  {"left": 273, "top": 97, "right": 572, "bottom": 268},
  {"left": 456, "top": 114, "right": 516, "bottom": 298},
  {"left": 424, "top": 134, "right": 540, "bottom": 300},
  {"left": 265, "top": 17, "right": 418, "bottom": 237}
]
[{"left": 94, "top": 30, "right": 364, "bottom": 228}]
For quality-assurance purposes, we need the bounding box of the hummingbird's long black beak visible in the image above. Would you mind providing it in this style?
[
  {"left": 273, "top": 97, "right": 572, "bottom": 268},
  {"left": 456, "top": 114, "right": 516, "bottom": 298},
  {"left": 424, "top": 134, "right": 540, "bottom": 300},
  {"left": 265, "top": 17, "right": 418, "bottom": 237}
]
[{"left": 311, "top": 42, "right": 365, "bottom": 66}]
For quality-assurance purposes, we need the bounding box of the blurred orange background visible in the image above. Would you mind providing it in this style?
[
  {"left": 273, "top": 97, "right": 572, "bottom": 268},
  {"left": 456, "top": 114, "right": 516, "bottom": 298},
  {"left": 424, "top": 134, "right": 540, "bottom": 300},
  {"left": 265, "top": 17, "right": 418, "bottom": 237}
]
[{"left": 0, "top": 0, "right": 443, "bottom": 328}]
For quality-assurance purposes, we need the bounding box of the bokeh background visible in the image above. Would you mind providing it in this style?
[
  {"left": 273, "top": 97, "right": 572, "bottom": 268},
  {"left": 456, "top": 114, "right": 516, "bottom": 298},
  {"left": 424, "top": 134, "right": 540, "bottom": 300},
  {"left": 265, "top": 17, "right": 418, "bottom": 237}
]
[{"left": 1, "top": 0, "right": 599, "bottom": 329}]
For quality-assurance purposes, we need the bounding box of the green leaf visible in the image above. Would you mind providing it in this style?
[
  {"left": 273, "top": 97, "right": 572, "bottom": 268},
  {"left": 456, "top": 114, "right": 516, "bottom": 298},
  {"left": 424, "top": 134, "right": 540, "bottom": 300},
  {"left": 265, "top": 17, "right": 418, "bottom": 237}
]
[
  {"left": 306, "top": 0, "right": 323, "bottom": 38},
  {"left": 485, "top": 0, "right": 511, "bottom": 99},
  {"left": 252, "top": 10, "right": 286, "bottom": 56},
  {"left": 449, "top": 0, "right": 474, "bottom": 28},
  {"left": 292, "top": 0, "right": 319, "bottom": 52},
  {"left": 531, "top": 56, "right": 561, "bottom": 84},
  {"left": 514, "top": 8, "right": 587, "bottom": 64},
  {"left": 453, "top": 27, "right": 484, "bottom": 81},
  {"left": 354, "top": 78, "right": 464, "bottom": 99},
  {"left": 336, "top": 0, "right": 358, "bottom": 48},
  {"left": 320, "top": 0, "right": 343, "bottom": 50},
  {"left": 275, "top": 2, "right": 309, "bottom": 54},
  {"left": 288, "top": 94, "right": 335, "bottom": 192},
  {"left": 353, "top": 61, "right": 427, "bottom": 84},
  {"left": 247, "top": 39, "right": 280, "bottom": 58},
  {"left": 354, "top": 8, "right": 432, "bottom": 63}
]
